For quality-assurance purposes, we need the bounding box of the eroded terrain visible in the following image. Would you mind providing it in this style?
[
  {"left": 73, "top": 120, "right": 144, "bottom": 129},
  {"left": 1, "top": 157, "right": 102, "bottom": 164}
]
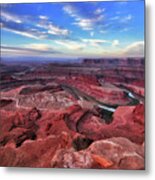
[{"left": 0, "top": 58, "right": 145, "bottom": 169}]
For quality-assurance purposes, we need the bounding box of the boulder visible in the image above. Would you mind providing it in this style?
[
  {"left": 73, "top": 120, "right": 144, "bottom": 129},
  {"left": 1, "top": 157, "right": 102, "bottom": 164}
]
[{"left": 51, "top": 137, "right": 144, "bottom": 169}]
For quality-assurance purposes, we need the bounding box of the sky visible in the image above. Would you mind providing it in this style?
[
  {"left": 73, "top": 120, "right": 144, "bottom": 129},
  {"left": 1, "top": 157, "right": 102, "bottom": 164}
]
[{"left": 0, "top": 0, "right": 145, "bottom": 61}]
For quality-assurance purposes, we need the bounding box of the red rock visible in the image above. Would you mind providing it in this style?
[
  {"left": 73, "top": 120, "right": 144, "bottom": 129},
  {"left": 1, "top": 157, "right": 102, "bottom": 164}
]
[
  {"left": 64, "top": 104, "right": 144, "bottom": 144},
  {"left": 50, "top": 137, "right": 144, "bottom": 169},
  {"left": 133, "top": 104, "right": 144, "bottom": 125},
  {"left": 60, "top": 79, "right": 130, "bottom": 105},
  {"left": 0, "top": 132, "right": 72, "bottom": 167},
  {"left": 88, "top": 137, "right": 144, "bottom": 169},
  {"left": 51, "top": 149, "right": 94, "bottom": 169},
  {"left": 123, "top": 84, "right": 144, "bottom": 97},
  {"left": 91, "top": 154, "right": 113, "bottom": 168}
]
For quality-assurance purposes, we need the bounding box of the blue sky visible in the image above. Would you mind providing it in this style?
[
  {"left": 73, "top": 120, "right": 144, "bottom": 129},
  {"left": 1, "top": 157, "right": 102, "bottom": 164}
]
[{"left": 1, "top": 0, "right": 145, "bottom": 60}]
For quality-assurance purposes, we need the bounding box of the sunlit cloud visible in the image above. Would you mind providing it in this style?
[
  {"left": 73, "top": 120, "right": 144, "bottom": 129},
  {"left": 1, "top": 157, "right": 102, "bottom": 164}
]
[
  {"left": 123, "top": 41, "right": 144, "bottom": 57},
  {"left": 81, "top": 38, "right": 109, "bottom": 47},
  {"left": 112, "top": 40, "right": 120, "bottom": 47},
  {"left": 1, "top": 44, "right": 60, "bottom": 57},
  {"left": 55, "top": 39, "right": 86, "bottom": 50}
]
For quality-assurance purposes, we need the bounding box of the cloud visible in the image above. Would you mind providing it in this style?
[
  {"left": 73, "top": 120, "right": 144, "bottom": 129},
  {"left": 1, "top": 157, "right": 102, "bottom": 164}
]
[
  {"left": 94, "top": 8, "right": 105, "bottom": 15},
  {"left": 81, "top": 39, "right": 109, "bottom": 47},
  {"left": 24, "top": 43, "right": 54, "bottom": 51},
  {"left": 54, "top": 38, "right": 111, "bottom": 51},
  {"left": 55, "top": 39, "right": 86, "bottom": 50},
  {"left": 1, "top": 8, "right": 70, "bottom": 40},
  {"left": 90, "top": 32, "right": 94, "bottom": 37},
  {"left": 63, "top": 4, "right": 104, "bottom": 31},
  {"left": 2, "top": 20, "right": 47, "bottom": 40},
  {"left": 1, "top": 44, "right": 60, "bottom": 57},
  {"left": 109, "top": 14, "right": 133, "bottom": 24},
  {"left": 1, "top": 10, "right": 49, "bottom": 40},
  {"left": 123, "top": 41, "right": 144, "bottom": 57},
  {"left": 73, "top": 15, "right": 104, "bottom": 31},
  {"left": 36, "top": 19, "right": 70, "bottom": 36},
  {"left": 1, "top": 10, "right": 23, "bottom": 24},
  {"left": 73, "top": 18, "right": 94, "bottom": 30},
  {"left": 54, "top": 38, "right": 120, "bottom": 52},
  {"left": 48, "top": 24, "right": 70, "bottom": 36},
  {"left": 121, "top": 14, "right": 133, "bottom": 23},
  {"left": 63, "top": 5, "right": 77, "bottom": 17},
  {"left": 112, "top": 40, "right": 120, "bottom": 46},
  {"left": 10, "top": 30, "right": 43, "bottom": 40},
  {"left": 39, "top": 15, "right": 48, "bottom": 20}
]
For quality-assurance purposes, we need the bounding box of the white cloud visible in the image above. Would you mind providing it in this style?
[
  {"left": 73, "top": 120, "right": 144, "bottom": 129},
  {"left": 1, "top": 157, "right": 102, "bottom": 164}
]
[
  {"left": 1, "top": 44, "right": 58, "bottom": 57},
  {"left": 1, "top": 9, "right": 70, "bottom": 38},
  {"left": 48, "top": 24, "right": 70, "bottom": 36},
  {"left": 3, "top": 28, "right": 42, "bottom": 40},
  {"left": 24, "top": 43, "right": 53, "bottom": 51},
  {"left": 63, "top": 5, "right": 79, "bottom": 18},
  {"left": 90, "top": 32, "right": 94, "bottom": 37},
  {"left": 37, "top": 21, "right": 70, "bottom": 36},
  {"left": 63, "top": 4, "right": 104, "bottom": 31},
  {"left": 55, "top": 39, "right": 86, "bottom": 50},
  {"left": 81, "top": 38, "right": 120, "bottom": 48},
  {"left": 121, "top": 14, "right": 133, "bottom": 23},
  {"left": 1, "top": 10, "right": 23, "bottom": 24},
  {"left": 73, "top": 15, "right": 104, "bottom": 31},
  {"left": 54, "top": 38, "right": 110, "bottom": 51},
  {"left": 123, "top": 41, "right": 144, "bottom": 57},
  {"left": 39, "top": 15, "right": 48, "bottom": 20},
  {"left": 81, "top": 38, "right": 109, "bottom": 47},
  {"left": 73, "top": 18, "right": 94, "bottom": 30},
  {"left": 54, "top": 38, "right": 120, "bottom": 52},
  {"left": 112, "top": 40, "right": 120, "bottom": 47},
  {"left": 94, "top": 8, "right": 105, "bottom": 15}
]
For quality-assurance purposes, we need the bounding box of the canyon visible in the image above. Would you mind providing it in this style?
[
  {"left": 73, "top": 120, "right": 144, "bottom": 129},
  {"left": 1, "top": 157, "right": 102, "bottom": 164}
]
[{"left": 0, "top": 58, "right": 145, "bottom": 169}]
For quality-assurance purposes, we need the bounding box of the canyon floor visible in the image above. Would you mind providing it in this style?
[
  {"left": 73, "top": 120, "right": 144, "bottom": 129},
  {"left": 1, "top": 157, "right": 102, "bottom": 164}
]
[{"left": 0, "top": 58, "right": 145, "bottom": 169}]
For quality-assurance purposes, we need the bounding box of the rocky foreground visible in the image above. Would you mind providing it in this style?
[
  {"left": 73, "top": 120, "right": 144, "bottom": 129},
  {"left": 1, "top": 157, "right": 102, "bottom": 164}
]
[{"left": 0, "top": 59, "right": 145, "bottom": 169}]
